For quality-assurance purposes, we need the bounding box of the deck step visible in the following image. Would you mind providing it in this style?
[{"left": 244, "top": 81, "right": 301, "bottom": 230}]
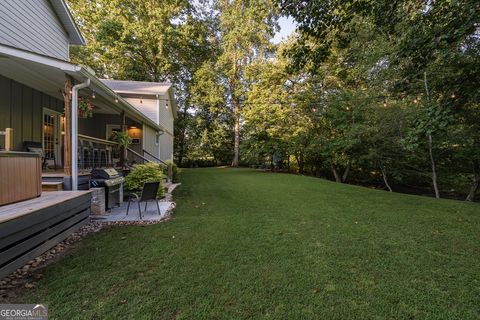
[{"left": 42, "top": 181, "right": 63, "bottom": 192}]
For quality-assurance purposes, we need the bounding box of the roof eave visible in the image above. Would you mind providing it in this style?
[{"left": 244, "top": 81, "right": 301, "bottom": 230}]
[
  {"left": 76, "top": 68, "right": 164, "bottom": 131},
  {"left": 49, "top": 0, "right": 86, "bottom": 46}
]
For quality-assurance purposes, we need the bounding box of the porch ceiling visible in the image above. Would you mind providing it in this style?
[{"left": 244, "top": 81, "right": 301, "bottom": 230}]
[
  {"left": 0, "top": 55, "right": 65, "bottom": 100},
  {"left": 0, "top": 56, "right": 117, "bottom": 115}
]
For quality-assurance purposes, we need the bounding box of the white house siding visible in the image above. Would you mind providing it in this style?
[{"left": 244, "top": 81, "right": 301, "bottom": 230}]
[
  {"left": 142, "top": 124, "right": 160, "bottom": 161},
  {"left": 159, "top": 132, "right": 174, "bottom": 162},
  {"left": 124, "top": 97, "right": 158, "bottom": 124},
  {"left": 0, "top": 0, "right": 69, "bottom": 60},
  {"left": 158, "top": 97, "right": 174, "bottom": 133}
]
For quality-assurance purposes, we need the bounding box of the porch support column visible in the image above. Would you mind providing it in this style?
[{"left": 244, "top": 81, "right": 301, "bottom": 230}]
[
  {"left": 62, "top": 78, "right": 73, "bottom": 176},
  {"left": 71, "top": 79, "right": 90, "bottom": 190},
  {"left": 120, "top": 111, "right": 126, "bottom": 167}
]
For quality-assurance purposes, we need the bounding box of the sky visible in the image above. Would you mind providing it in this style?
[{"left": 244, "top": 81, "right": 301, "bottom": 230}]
[{"left": 272, "top": 16, "right": 297, "bottom": 44}]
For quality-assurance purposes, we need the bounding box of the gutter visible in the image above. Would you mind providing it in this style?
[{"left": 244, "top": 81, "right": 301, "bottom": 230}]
[{"left": 71, "top": 78, "right": 90, "bottom": 191}]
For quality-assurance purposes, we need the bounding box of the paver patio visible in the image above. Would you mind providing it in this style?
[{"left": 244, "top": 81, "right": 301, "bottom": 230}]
[{"left": 90, "top": 200, "right": 174, "bottom": 222}]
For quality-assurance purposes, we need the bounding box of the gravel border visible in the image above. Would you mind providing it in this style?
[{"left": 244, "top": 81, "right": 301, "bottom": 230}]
[{"left": 0, "top": 201, "right": 175, "bottom": 301}]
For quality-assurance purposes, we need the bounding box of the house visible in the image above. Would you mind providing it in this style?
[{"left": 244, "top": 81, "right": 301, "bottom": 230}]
[
  {"left": 0, "top": 0, "right": 176, "bottom": 279},
  {"left": 100, "top": 80, "right": 177, "bottom": 163},
  {"left": 0, "top": 0, "right": 176, "bottom": 183}
]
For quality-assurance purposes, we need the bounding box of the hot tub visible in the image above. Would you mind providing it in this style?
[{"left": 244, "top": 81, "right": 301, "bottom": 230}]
[{"left": 0, "top": 151, "right": 42, "bottom": 206}]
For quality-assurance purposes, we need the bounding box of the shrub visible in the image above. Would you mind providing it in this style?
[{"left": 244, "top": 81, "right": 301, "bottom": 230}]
[
  {"left": 163, "top": 160, "right": 181, "bottom": 182},
  {"left": 124, "top": 162, "right": 164, "bottom": 198}
]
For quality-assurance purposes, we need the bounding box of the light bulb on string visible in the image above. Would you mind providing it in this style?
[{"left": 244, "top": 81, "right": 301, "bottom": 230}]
[
  {"left": 450, "top": 93, "right": 456, "bottom": 99},
  {"left": 92, "top": 90, "right": 96, "bottom": 99},
  {"left": 383, "top": 100, "right": 387, "bottom": 107},
  {"left": 115, "top": 96, "right": 119, "bottom": 103}
]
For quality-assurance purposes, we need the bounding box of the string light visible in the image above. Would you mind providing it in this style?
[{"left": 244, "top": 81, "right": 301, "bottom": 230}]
[
  {"left": 115, "top": 96, "right": 119, "bottom": 103},
  {"left": 413, "top": 97, "right": 419, "bottom": 104},
  {"left": 92, "top": 90, "right": 96, "bottom": 99},
  {"left": 450, "top": 93, "right": 456, "bottom": 99},
  {"left": 383, "top": 100, "right": 387, "bottom": 107}
]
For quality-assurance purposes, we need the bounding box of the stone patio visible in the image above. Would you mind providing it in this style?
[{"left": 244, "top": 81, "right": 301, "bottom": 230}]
[
  {"left": 91, "top": 201, "right": 174, "bottom": 222},
  {"left": 90, "top": 183, "right": 179, "bottom": 223}
]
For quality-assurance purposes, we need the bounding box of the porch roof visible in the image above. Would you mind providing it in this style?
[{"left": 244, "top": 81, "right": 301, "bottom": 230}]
[
  {"left": 0, "top": 44, "right": 164, "bottom": 132},
  {"left": 101, "top": 79, "right": 178, "bottom": 119}
]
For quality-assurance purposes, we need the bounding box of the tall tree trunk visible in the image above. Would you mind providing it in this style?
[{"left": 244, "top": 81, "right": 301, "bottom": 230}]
[
  {"left": 177, "top": 108, "right": 187, "bottom": 166},
  {"left": 428, "top": 133, "right": 440, "bottom": 198},
  {"left": 466, "top": 160, "right": 480, "bottom": 201},
  {"left": 423, "top": 72, "right": 440, "bottom": 199},
  {"left": 342, "top": 164, "right": 350, "bottom": 182},
  {"left": 295, "top": 150, "right": 305, "bottom": 174},
  {"left": 232, "top": 100, "right": 240, "bottom": 167},
  {"left": 331, "top": 165, "right": 341, "bottom": 183},
  {"left": 379, "top": 161, "right": 393, "bottom": 192}
]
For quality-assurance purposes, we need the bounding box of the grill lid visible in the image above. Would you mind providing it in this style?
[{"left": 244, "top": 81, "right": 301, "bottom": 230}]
[{"left": 91, "top": 168, "right": 121, "bottom": 180}]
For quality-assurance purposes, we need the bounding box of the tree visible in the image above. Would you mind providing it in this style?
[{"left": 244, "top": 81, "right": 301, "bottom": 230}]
[{"left": 215, "top": 0, "right": 278, "bottom": 166}]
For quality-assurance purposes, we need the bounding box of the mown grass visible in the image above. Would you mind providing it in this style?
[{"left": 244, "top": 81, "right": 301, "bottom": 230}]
[{"left": 18, "top": 168, "right": 480, "bottom": 319}]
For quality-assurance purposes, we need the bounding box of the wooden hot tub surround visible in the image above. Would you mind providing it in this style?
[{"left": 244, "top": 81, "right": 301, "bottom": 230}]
[{"left": 0, "top": 151, "right": 42, "bottom": 206}]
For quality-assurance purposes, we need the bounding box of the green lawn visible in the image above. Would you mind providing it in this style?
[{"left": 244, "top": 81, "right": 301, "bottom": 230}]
[{"left": 19, "top": 168, "right": 480, "bottom": 319}]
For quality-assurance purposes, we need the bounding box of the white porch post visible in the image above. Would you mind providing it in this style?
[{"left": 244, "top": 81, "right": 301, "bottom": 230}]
[{"left": 71, "top": 79, "right": 90, "bottom": 190}]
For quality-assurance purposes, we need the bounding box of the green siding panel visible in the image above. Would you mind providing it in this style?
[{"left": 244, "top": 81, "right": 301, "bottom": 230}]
[
  {"left": 11, "top": 81, "right": 23, "bottom": 150},
  {"left": 32, "top": 90, "right": 42, "bottom": 142},
  {"left": 0, "top": 74, "right": 63, "bottom": 151},
  {"left": 22, "top": 86, "right": 33, "bottom": 142},
  {"left": 0, "top": 76, "right": 11, "bottom": 148}
]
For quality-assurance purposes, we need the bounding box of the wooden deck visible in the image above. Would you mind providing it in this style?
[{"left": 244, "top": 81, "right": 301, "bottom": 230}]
[{"left": 0, "top": 191, "right": 91, "bottom": 279}]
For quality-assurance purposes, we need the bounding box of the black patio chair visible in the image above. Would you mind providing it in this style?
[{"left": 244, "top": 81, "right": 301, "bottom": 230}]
[{"left": 126, "top": 181, "right": 161, "bottom": 219}]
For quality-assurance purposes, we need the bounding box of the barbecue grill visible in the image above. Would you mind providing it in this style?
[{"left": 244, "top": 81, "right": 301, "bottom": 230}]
[{"left": 90, "top": 168, "right": 124, "bottom": 210}]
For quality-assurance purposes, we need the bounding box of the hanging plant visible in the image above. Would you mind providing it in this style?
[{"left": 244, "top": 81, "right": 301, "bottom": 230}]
[{"left": 78, "top": 97, "right": 94, "bottom": 118}]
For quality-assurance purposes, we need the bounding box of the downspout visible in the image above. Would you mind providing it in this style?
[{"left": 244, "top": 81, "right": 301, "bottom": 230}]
[{"left": 71, "top": 79, "right": 90, "bottom": 190}]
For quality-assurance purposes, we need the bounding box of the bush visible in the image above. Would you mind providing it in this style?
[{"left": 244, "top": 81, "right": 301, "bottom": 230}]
[
  {"left": 124, "top": 162, "right": 164, "bottom": 198},
  {"left": 163, "top": 160, "right": 181, "bottom": 182}
]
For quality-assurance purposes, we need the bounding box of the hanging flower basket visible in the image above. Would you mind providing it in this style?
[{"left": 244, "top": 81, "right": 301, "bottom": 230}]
[{"left": 78, "top": 97, "right": 94, "bottom": 118}]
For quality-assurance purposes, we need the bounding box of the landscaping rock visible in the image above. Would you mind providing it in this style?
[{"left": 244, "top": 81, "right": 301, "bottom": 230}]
[{"left": 0, "top": 187, "right": 179, "bottom": 301}]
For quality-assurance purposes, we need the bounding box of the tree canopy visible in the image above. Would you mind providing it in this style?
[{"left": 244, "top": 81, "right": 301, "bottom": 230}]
[{"left": 69, "top": 0, "right": 480, "bottom": 200}]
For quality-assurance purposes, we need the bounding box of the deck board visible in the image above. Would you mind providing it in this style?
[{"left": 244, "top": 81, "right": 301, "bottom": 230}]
[{"left": 0, "top": 191, "right": 91, "bottom": 224}]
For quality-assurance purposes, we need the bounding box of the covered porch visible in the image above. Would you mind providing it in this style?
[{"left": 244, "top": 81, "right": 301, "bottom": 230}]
[{"left": 0, "top": 45, "right": 167, "bottom": 190}]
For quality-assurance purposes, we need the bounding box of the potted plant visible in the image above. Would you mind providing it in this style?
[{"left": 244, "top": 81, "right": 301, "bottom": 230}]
[
  {"left": 78, "top": 97, "right": 94, "bottom": 118},
  {"left": 109, "top": 131, "right": 132, "bottom": 169}
]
